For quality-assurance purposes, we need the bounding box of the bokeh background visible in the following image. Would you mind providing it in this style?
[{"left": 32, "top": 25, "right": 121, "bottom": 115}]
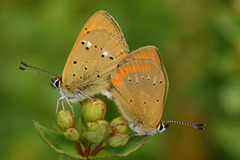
[{"left": 1, "top": 0, "right": 240, "bottom": 160}]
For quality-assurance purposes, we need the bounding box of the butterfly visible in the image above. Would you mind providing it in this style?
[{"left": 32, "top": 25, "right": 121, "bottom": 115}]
[
  {"left": 18, "top": 10, "right": 130, "bottom": 114},
  {"left": 111, "top": 46, "right": 205, "bottom": 143}
]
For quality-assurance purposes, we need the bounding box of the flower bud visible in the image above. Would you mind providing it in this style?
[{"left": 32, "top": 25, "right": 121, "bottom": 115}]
[
  {"left": 83, "top": 120, "right": 112, "bottom": 144},
  {"left": 64, "top": 128, "right": 80, "bottom": 141},
  {"left": 87, "top": 120, "right": 109, "bottom": 131},
  {"left": 57, "top": 110, "right": 75, "bottom": 130},
  {"left": 110, "top": 117, "right": 128, "bottom": 134},
  {"left": 106, "top": 133, "right": 129, "bottom": 147},
  {"left": 81, "top": 99, "right": 106, "bottom": 122}
]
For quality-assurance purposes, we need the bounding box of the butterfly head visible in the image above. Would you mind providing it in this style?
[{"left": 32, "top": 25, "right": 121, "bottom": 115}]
[
  {"left": 51, "top": 77, "right": 62, "bottom": 90},
  {"left": 157, "top": 121, "right": 168, "bottom": 133}
]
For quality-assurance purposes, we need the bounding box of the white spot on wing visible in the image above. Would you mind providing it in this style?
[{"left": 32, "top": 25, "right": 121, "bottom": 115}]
[
  {"left": 87, "top": 41, "right": 92, "bottom": 48},
  {"left": 102, "top": 51, "right": 109, "bottom": 57}
]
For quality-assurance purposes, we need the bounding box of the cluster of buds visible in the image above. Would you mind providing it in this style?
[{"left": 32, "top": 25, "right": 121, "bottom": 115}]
[
  {"left": 57, "top": 110, "right": 79, "bottom": 141},
  {"left": 107, "top": 117, "right": 129, "bottom": 147},
  {"left": 56, "top": 99, "right": 129, "bottom": 155}
]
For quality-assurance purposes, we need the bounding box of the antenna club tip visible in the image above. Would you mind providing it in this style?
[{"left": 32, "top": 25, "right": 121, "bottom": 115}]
[
  {"left": 18, "top": 66, "right": 25, "bottom": 70},
  {"left": 198, "top": 127, "right": 205, "bottom": 130},
  {"left": 19, "top": 61, "right": 28, "bottom": 66}
]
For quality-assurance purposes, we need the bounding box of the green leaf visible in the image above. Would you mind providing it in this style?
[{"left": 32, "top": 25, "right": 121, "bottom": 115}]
[
  {"left": 33, "top": 120, "right": 84, "bottom": 159},
  {"left": 91, "top": 136, "right": 146, "bottom": 159},
  {"left": 34, "top": 120, "right": 148, "bottom": 159}
]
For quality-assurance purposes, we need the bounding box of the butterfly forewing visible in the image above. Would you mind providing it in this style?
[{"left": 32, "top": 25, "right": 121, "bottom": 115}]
[
  {"left": 62, "top": 30, "right": 128, "bottom": 96},
  {"left": 75, "top": 10, "right": 129, "bottom": 51},
  {"left": 111, "top": 60, "right": 167, "bottom": 129}
]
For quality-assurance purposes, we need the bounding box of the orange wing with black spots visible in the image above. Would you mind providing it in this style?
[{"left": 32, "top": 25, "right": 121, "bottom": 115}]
[
  {"left": 62, "top": 30, "right": 129, "bottom": 96},
  {"left": 74, "top": 10, "right": 129, "bottom": 52},
  {"left": 111, "top": 59, "right": 168, "bottom": 130},
  {"left": 119, "top": 46, "right": 161, "bottom": 66},
  {"left": 61, "top": 11, "right": 129, "bottom": 97},
  {"left": 117, "top": 46, "right": 169, "bottom": 104}
]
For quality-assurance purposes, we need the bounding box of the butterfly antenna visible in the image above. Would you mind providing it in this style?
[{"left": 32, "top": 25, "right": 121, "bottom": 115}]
[
  {"left": 163, "top": 120, "right": 205, "bottom": 130},
  {"left": 18, "top": 61, "right": 57, "bottom": 78}
]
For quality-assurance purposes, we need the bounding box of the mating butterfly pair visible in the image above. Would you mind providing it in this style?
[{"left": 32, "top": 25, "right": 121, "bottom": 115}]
[{"left": 18, "top": 11, "right": 204, "bottom": 141}]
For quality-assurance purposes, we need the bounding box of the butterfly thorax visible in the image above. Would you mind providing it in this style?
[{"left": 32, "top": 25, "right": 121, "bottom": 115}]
[
  {"left": 129, "top": 122, "right": 160, "bottom": 136},
  {"left": 130, "top": 120, "right": 167, "bottom": 136}
]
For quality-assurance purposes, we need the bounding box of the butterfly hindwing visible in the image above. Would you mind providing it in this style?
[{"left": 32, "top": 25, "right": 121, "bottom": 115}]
[{"left": 111, "top": 60, "right": 168, "bottom": 129}]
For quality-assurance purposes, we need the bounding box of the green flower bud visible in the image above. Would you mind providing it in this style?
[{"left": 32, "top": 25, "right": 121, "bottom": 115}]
[
  {"left": 57, "top": 110, "right": 75, "bottom": 130},
  {"left": 106, "top": 133, "right": 129, "bottom": 147},
  {"left": 64, "top": 128, "right": 80, "bottom": 141},
  {"left": 87, "top": 120, "right": 109, "bottom": 130},
  {"left": 83, "top": 120, "right": 112, "bottom": 144},
  {"left": 87, "top": 120, "right": 108, "bottom": 127},
  {"left": 81, "top": 99, "right": 106, "bottom": 122},
  {"left": 110, "top": 117, "right": 128, "bottom": 134}
]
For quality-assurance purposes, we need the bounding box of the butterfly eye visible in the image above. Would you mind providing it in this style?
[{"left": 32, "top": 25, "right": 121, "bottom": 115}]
[
  {"left": 51, "top": 79, "right": 60, "bottom": 89},
  {"left": 56, "top": 79, "right": 60, "bottom": 88},
  {"left": 158, "top": 123, "right": 165, "bottom": 132}
]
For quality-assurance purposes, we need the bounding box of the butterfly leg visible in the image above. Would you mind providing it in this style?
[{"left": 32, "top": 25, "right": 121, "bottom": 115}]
[
  {"left": 66, "top": 97, "right": 75, "bottom": 118},
  {"left": 111, "top": 121, "right": 141, "bottom": 128},
  {"left": 76, "top": 89, "right": 94, "bottom": 100},
  {"left": 128, "top": 131, "right": 153, "bottom": 145},
  {"left": 61, "top": 100, "right": 65, "bottom": 110},
  {"left": 141, "top": 135, "right": 154, "bottom": 145},
  {"left": 129, "top": 132, "right": 146, "bottom": 138},
  {"left": 56, "top": 96, "right": 66, "bottom": 115}
]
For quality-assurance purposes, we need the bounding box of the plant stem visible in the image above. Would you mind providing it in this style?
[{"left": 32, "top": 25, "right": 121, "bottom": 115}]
[
  {"left": 74, "top": 123, "right": 84, "bottom": 156},
  {"left": 90, "top": 142, "right": 103, "bottom": 156},
  {"left": 83, "top": 143, "right": 91, "bottom": 158},
  {"left": 76, "top": 142, "right": 84, "bottom": 156}
]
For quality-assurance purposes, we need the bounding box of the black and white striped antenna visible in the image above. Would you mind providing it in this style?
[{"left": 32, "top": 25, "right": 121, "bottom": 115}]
[
  {"left": 163, "top": 120, "right": 205, "bottom": 130},
  {"left": 17, "top": 61, "right": 57, "bottom": 78}
]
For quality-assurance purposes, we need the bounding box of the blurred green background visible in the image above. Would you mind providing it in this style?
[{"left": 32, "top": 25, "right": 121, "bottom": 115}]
[{"left": 1, "top": 0, "right": 240, "bottom": 160}]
